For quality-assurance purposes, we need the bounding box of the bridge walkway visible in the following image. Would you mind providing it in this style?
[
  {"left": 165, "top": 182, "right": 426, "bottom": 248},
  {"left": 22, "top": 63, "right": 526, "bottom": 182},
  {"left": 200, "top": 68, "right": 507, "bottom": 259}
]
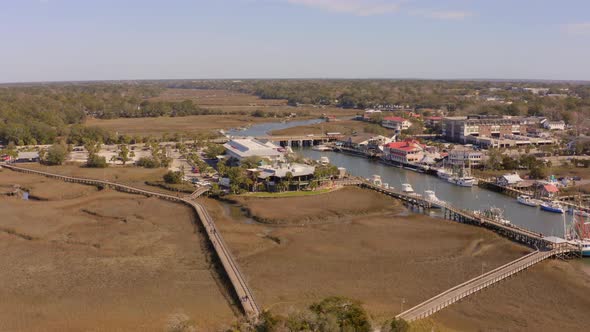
[{"left": 1, "top": 164, "right": 260, "bottom": 320}]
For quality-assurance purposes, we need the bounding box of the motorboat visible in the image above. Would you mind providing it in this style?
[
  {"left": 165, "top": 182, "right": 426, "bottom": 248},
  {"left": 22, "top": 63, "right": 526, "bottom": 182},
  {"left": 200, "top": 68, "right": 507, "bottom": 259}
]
[
  {"left": 424, "top": 190, "right": 445, "bottom": 208},
  {"left": 517, "top": 195, "right": 541, "bottom": 207},
  {"left": 312, "top": 145, "right": 333, "bottom": 152},
  {"left": 319, "top": 156, "right": 330, "bottom": 165},
  {"left": 401, "top": 183, "right": 415, "bottom": 194},
  {"left": 540, "top": 201, "right": 565, "bottom": 214}
]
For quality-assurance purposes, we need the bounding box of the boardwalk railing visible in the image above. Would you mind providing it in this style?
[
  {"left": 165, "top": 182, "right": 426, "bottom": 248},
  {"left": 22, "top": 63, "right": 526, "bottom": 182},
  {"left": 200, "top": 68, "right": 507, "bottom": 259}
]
[
  {"left": 397, "top": 248, "right": 571, "bottom": 321},
  {"left": 2, "top": 164, "right": 261, "bottom": 319}
]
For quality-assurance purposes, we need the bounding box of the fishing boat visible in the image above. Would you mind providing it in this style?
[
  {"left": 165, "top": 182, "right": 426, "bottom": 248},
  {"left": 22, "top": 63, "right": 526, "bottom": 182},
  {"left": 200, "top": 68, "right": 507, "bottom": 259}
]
[
  {"left": 517, "top": 195, "right": 541, "bottom": 207},
  {"left": 474, "top": 207, "right": 511, "bottom": 225},
  {"left": 401, "top": 183, "right": 415, "bottom": 194},
  {"left": 424, "top": 190, "right": 445, "bottom": 208},
  {"left": 566, "top": 213, "right": 590, "bottom": 257},
  {"left": 540, "top": 201, "right": 565, "bottom": 214}
]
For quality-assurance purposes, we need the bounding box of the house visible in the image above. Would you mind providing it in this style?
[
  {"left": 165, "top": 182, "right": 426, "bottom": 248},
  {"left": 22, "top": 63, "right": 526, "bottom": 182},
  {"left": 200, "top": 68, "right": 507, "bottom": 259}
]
[
  {"left": 381, "top": 116, "right": 412, "bottom": 132},
  {"left": 540, "top": 119, "right": 566, "bottom": 131},
  {"left": 448, "top": 147, "right": 483, "bottom": 167},
  {"left": 497, "top": 173, "right": 524, "bottom": 187},
  {"left": 223, "top": 138, "right": 284, "bottom": 162},
  {"left": 382, "top": 140, "right": 425, "bottom": 164},
  {"left": 15, "top": 152, "right": 40, "bottom": 163},
  {"left": 539, "top": 183, "right": 559, "bottom": 198},
  {"left": 341, "top": 134, "right": 394, "bottom": 151}
]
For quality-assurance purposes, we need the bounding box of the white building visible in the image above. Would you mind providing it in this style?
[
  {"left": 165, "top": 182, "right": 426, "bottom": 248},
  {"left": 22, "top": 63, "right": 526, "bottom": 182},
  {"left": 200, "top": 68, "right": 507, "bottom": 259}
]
[
  {"left": 497, "top": 173, "right": 524, "bottom": 187},
  {"left": 223, "top": 138, "right": 284, "bottom": 161},
  {"left": 541, "top": 119, "right": 566, "bottom": 131},
  {"left": 448, "top": 147, "right": 483, "bottom": 167},
  {"left": 381, "top": 116, "right": 412, "bottom": 132}
]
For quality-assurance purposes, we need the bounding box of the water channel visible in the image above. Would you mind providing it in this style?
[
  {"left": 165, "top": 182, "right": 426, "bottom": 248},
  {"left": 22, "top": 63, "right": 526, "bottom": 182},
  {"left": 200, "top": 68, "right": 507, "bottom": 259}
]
[{"left": 226, "top": 119, "right": 572, "bottom": 237}]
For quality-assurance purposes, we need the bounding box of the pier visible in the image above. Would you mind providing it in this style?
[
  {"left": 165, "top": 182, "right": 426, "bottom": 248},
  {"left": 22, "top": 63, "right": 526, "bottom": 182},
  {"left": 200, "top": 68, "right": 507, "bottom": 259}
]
[{"left": 2, "top": 164, "right": 261, "bottom": 320}]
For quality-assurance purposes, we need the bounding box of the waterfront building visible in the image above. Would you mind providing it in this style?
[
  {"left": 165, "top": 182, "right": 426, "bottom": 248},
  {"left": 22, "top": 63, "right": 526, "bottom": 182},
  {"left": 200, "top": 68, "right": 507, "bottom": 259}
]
[
  {"left": 448, "top": 146, "right": 483, "bottom": 168},
  {"left": 382, "top": 116, "right": 412, "bottom": 132},
  {"left": 223, "top": 138, "right": 284, "bottom": 162},
  {"left": 254, "top": 162, "right": 316, "bottom": 191},
  {"left": 383, "top": 140, "right": 424, "bottom": 164},
  {"left": 497, "top": 173, "right": 524, "bottom": 187},
  {"left": 442, "top": 115, "right": 526, "bottom": 143}
]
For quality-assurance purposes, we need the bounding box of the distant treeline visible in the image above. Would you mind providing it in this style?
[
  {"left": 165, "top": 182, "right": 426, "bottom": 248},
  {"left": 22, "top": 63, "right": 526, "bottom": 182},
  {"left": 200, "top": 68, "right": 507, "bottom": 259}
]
[{"left": 167, "top": 79, "right": 590, "bottom": 120}]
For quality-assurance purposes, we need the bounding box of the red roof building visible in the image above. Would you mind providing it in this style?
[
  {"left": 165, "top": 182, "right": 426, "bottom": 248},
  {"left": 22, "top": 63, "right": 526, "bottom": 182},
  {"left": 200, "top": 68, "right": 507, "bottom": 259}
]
[{"left": 383, "top": 139, "right": 425, "bottom": 164}]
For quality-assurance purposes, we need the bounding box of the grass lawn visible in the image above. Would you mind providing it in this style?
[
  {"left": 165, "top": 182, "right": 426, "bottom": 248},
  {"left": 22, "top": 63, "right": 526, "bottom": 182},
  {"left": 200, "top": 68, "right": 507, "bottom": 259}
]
[{"left": 240, "top": 188, "right": 334, "bottom": 198}]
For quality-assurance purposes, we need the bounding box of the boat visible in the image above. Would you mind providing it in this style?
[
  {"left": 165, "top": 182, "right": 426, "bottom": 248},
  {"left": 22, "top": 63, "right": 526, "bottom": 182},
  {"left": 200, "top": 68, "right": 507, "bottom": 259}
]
[
  {"left": 319, "top": 156, "right": 330, "bottom": 165},
  {"left": 573, "top": 209, "right": 590, "bottom": 218},
  {"left": 474, "top": 207, "right": 511, "bottom": 225},
  {"left": 566, "top": 213, "right": 590, "bottom": 256},
  {"left": 448, "top": 176, "right": 476, "bottom": 187},
  {"left": 517, "top": 195, "right": 541, "bottom": 207},
  {"left": 424, "top": 190, "right": 445, "bottom": 208},
  {"left": 401, "top": 183, "right": 414, "bottom": 194},
  {"left": 540, "top": 201, "right": 565, "bottom": 214},
  {"left": 437, "top": 168, "right": 453, "bottom": 180},
  {"left": 312, "top": 145, "right": 333, "bottom": 152}
]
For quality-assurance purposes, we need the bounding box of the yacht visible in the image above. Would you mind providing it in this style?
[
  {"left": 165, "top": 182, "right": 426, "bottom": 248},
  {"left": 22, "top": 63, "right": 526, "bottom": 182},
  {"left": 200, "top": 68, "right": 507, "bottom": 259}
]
[
  {"left": 424, "top": 190, "right": 445, "bottom": 208},
  {"left": 312, "top": 145, "right": 333, "bottom": 152},
  {"left": 401, "top": 183, "right": 415, "bottom": 194},
  {"left": 448, "top": 176, "right": 476, "bottom": 187},
  {"left": 517, "top": 195, "right": 541, "bottom": 207},
  {"left": 540, "top": 201, "right": 565, "bottom": 214},
  {"left": 319, "top": 156, "right": 330, "bottom": 165}
]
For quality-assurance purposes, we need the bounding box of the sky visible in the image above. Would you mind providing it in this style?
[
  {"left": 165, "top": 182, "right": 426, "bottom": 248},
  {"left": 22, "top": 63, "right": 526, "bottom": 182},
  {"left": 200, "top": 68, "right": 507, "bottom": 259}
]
[{"left": 1, "top": 0, "right": 589, "bottom": 82}]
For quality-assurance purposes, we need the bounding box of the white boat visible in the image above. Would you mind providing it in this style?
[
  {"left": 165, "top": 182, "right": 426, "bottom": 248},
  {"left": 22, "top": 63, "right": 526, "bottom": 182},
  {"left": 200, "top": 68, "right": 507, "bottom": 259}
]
[
  {"left": 474, "top": 207, "right": 511, "bottom": 225},
  {"left": 566, "top": 213, "right": 590, "bottom": 257},
  {"left": 424, "top": 190, "right": 446, "bottom": 208},
  {"left": 437, "top": 168, "right": 453, "bottom": 180},
  {"left": 401, "top": 183, "right": 414, "bottom": 194},
  {"left": 540, "top": 201, "right": 565, "bottom": 214},
  {"left": 319, "top": 156, "right": 330, "bottom": 165},
  {"left": 312, "top": 145, "right": 333, "bottom": 151},
  {"left": 517, "top": 195, "right": 541, "bottom": 207},
  {"left": 448, "top": 176, "right": 476, "bottom": 187}
]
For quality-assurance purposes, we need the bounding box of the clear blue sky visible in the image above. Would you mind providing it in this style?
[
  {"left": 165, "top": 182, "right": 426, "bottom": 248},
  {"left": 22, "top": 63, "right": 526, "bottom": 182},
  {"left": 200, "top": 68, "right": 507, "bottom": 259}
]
[{"left": 1, "top": 0, "right": 589, "bottom": 82}]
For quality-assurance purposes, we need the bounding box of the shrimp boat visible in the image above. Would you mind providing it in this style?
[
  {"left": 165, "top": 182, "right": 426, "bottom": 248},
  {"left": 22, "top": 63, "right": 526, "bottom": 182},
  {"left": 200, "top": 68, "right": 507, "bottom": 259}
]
[
  {"left": 424, "top": 190, "right": 445, "bottom": 208},
  {"left": 447, "top": 162, "right": 478, "bottom": 187},
  {"left": 517, "top": 195, "right": 541, "bottom": 207},
  {"left": 566, "top": 213, "right": 590, "bottom": 257},
  {"left": 474, "top": 207, "right": 511, "bottom": 225},
  {"left": 540, "top": 201, "right": 565, "bottom": 214},
  {"left": 437, "top": 168, "right": 453, "bottom": 180}
]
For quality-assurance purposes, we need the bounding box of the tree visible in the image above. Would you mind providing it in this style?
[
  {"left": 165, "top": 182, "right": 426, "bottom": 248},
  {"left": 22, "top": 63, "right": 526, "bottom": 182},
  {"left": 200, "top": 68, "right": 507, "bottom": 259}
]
[
  {"left": 529, "top": 166, "right": 547, "bottom": 179},
  {"left": 284, "top": 171, "right": 294, "bottom": 191},
  {"left": 117, "top": 144, "right": 132, "bottom": 165},
  {"left": 163, "top": 171, "right": 183, "bottom": 184},
  {"left": 87, "top": 154, "right": 108, "bottom": 168},
  {"left": 43, "top": 143, "right": 68, "bottom": 165},
  {"left": 309, "top": 296, "right": 371, "bottom": 332},
  {"left": 390, "top": 318, "right": 410, "bottom": 332},
  {"left": 204, "top": 143, "right": 225, "bottom": 159}
]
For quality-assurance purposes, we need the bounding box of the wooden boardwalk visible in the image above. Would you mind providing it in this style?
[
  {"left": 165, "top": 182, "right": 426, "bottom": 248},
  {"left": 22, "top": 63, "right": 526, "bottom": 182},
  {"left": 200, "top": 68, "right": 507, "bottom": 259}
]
[
  {"left": 2, "top": 164, "right": 261, "bottom": 320},
  {"left": 397, "top": 247, "right": 573, "bottom": 322}
]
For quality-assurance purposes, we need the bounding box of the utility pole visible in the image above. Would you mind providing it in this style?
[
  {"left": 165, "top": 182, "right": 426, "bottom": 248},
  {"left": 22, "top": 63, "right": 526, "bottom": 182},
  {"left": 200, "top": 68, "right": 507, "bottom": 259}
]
[{"left": 400, "top": 298, "right": 406, "bottom": 312}]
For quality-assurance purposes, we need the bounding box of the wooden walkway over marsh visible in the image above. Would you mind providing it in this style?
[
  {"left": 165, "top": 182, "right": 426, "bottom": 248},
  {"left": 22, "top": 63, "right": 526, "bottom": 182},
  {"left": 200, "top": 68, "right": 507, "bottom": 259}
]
[{"left": 2, "top": 164, "right": 261, "bottom": 320}]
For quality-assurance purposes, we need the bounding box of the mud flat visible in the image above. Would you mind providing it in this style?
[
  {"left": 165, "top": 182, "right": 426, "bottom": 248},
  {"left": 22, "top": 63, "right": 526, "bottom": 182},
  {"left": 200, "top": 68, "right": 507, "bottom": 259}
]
[
  {"left": 198, "top": 188, "right": 530, "bottom": 325},
  {"left": 0, "top": 171, "right": 235, "bottom": 331}
]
